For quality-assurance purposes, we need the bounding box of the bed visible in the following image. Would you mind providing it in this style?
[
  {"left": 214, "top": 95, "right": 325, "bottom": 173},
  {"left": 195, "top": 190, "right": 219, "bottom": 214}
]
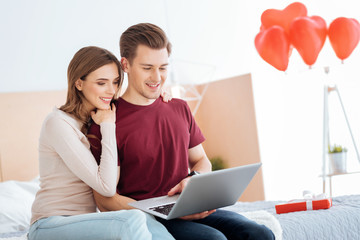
[
  {"left": 1, "top": 178, "right": 360, "bottom": 240},
  {"left": 1, "top": 84, "right": 360, "bottom": 240}
]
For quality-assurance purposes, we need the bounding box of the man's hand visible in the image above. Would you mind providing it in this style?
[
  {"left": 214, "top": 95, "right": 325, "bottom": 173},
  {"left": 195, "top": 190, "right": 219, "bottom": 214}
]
[
  {"left": 168, "top": 177, "right": 216, "bottom": 220},
  {"left": 167, "top": 177, "right": 190, "bottom": 196},
  {"left": 179, "top": 209, "right": 216, "bottom": 220}
]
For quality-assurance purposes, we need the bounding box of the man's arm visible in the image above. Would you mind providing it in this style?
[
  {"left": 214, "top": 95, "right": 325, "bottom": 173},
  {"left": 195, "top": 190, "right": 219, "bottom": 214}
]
[
  {"left": 167, "top": 143, "right": 211, "bottom": 196},
  {"left": 93, "top": 167, "right": 136, "bottom": 211},
  {"left": 167, "top": 143, "right": 214, "bottom": 220},
  {"left": 188, "top": 143, "right": 212, "bottom": 173}
]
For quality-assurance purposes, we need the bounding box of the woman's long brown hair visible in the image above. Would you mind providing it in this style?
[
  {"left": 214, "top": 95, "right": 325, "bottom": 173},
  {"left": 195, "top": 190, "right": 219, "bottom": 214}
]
[{"left": 60, "top": 46, "right": 123, "bottom": 134}]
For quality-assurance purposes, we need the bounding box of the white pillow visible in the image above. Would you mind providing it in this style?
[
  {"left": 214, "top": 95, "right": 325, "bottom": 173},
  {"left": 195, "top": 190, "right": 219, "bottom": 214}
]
[{"left": 0, "top": 178, "right": 39, "bottom": 233}]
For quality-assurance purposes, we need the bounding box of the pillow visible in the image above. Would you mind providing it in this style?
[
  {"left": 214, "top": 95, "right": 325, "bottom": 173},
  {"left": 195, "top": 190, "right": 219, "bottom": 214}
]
[{"left": 0, "top": 178, "right": 39, "bottom": 233}]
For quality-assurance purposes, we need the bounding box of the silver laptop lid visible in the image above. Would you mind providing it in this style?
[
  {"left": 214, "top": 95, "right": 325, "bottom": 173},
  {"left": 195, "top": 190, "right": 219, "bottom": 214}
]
[{"left": 167, "top": 162, "right": 262, "bottom": 219}]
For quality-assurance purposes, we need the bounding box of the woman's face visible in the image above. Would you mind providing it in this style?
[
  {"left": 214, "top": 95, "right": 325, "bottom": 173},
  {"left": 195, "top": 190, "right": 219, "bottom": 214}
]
[{"left": 76, "top": 62, "right": 120, "bottom": 112}]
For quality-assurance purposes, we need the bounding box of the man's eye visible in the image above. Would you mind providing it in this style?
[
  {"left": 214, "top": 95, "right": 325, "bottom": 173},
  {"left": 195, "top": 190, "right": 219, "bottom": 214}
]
[
  {"left": 160, "top": 68, "right": 167, "bottom": 71},
  {"left": 143, "top": 68, "right": 151, "bottom": 70}
]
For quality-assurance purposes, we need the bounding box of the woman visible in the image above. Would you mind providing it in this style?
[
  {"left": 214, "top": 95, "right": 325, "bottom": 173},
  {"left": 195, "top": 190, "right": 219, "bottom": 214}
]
[{"left": 28, "top": 46, "right": 174, "bottom": 240}]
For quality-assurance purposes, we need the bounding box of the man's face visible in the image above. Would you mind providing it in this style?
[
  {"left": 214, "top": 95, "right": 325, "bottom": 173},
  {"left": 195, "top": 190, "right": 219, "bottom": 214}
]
[{"left": 122, "top": 45, "right": 169, "bottom": 105}]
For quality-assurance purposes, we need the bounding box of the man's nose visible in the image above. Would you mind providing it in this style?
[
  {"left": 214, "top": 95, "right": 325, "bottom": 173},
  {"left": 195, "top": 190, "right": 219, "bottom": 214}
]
[{"left": 152, "top": 69, "right": 161, "bottom": 82}]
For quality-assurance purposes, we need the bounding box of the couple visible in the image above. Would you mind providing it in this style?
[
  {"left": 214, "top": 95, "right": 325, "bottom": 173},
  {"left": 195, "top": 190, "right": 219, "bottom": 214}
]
[{"left": 29, "top": 23, "right": 274, "bottom": 240}]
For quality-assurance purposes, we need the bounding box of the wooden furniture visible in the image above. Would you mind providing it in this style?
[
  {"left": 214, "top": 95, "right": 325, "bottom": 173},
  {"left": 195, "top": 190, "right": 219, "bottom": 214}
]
[{"left": 188, "top": 73, "right": 265, "bottom": 201}]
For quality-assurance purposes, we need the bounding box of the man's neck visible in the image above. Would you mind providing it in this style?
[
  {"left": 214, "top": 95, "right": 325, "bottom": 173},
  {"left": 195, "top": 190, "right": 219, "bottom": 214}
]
[{"left": 121, "top": 89, "right": 156, "bottom": 106}]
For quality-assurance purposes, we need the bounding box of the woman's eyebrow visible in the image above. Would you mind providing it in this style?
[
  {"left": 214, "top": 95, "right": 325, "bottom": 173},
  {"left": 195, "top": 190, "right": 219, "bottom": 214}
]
[{"left": 96, "top": 76, "right": 120, "bottom": 81}]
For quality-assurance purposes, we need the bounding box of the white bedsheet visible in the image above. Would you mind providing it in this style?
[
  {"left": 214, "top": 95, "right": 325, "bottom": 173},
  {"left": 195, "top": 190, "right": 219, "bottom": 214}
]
[
  {"left": 2, "top": 178, "right": 360, "bottom": 240},
  {"left": 0, "top": 178, "right": 39, "bottom": 234},
  {"left": 223, "top": 195, "right": 360, "bottom": 240},
  {"left": 0, "top": 232, "right": 27, "bottom": 240}
]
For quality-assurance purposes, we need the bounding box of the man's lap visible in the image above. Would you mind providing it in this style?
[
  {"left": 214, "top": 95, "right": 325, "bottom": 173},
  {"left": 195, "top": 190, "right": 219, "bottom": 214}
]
[
  {"left": 156, "top": 214, "right": 227, "bottom": 240},
  {"left": 156, "top": 209, "right": 275, "bottom": 240}
]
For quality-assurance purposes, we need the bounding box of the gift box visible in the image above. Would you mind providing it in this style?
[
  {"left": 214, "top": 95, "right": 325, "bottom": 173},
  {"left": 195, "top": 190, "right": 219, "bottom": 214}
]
[{"left": 275, "top": 193, "right": 332, "bottom": 214}]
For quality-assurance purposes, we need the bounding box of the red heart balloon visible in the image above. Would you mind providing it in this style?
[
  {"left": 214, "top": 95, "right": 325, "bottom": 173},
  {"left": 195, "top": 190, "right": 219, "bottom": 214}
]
[
  {"left": 255, "top": 26, "right": 290, "bottom": 71},
  {"left": 290, "top": 16, "right": 327, "bottom": 66},
  {"left": 328, "top": 17, "right": 360, "bottom": 60},
  {"left": 261, "top": 2, "right": 308, "bottom": 36}
]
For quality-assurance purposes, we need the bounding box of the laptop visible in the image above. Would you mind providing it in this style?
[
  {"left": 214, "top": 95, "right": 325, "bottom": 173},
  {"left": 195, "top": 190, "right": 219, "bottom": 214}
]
[{"left": 129, "top": 162, "right": 261, "bottom": 220}]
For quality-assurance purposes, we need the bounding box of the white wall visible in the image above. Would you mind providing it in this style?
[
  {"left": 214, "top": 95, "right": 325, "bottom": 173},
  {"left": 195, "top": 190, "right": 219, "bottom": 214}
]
[
  {"left": 247, "top": 0, "right": 360, "bottom": 200},
  {"left": 1, "top": 0, "right": 360, "bottom": 200},
  {"left": 0, "top": 0, "right": 255, "bottom": 92}
]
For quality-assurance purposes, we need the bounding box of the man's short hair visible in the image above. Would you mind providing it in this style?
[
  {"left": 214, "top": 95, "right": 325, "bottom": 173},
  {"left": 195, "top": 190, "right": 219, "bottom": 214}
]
[{"left": 120, "top": 23, "right": 172, "bottom": 64}]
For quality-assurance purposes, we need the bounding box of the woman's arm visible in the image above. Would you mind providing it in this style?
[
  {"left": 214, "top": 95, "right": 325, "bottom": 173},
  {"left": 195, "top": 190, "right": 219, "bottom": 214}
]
[
  {"left": 93, "top": 191, "right": 136, "bottom": 211},
  {"left": 93, "top": 167, "right": 136, "bottom": 211},
  {"left": 45, "top": 111, "right": 117, "bottom": 197}
]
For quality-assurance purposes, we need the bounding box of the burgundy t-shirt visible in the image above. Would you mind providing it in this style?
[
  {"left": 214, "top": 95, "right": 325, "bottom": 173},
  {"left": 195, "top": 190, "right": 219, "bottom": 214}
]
[{"left": 88, "top": 97, "right": 205, "bottom": 200}]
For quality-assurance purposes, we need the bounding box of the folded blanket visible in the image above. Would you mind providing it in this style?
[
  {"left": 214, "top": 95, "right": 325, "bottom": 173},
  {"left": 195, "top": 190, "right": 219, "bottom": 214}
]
[
  {"left": 240, "top": 210, "right": 283, "bottom": 240},
  {"left": 221, "top": 203, "right": 283, "bottom": 240}
]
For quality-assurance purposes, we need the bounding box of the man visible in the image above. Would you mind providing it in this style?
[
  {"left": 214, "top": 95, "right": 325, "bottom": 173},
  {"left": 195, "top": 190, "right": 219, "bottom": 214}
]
[{"left": 89, "top": 23, "right": 274, "bottom": 240}]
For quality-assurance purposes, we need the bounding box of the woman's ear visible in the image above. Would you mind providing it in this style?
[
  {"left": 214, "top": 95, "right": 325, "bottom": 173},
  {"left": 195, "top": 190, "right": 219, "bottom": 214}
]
[
  {"left": 121, "top": 57, "right": 129, "bottom": 72},
  {"left": 75, "top": 79, "right": 83, "bottom": 91}
]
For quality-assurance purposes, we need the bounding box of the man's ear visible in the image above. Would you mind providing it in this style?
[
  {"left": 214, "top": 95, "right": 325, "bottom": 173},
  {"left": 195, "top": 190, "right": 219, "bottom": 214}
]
[
  {"left": 75, "top": 79, "right": 83, "bottom": 91},
  {"left": 121, "top": 57, "right": 130, "bottom": 72}
]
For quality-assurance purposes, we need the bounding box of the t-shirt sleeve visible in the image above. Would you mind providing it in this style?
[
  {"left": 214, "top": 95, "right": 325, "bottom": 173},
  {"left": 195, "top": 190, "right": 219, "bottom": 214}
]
[
  {"left": 88, "top": 122, "right": 102, "bottom": 164},
  {"left": 45, "top": 116, "right": 117, "bottom": 197},
  {"left": 88, "top": 121, "right": 121, "bottom": 167},
  {"left": 184, "top": 102, "right": 205, "bottom": 148}
]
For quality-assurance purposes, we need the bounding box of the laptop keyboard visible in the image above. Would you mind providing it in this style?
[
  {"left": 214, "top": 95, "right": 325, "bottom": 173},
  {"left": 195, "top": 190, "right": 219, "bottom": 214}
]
[{"left": 149, "top": 203, "right": 175, "bottom": 216}]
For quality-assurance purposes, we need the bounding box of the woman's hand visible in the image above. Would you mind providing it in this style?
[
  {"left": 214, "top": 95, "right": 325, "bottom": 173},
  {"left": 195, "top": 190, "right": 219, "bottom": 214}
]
[
  {"left": 161, "top": 89, "right": 172, "bottom": 102},
  {"left": 179, "top": 209, "right": 216, "bottom": 220},
  {"left": 91, "top": 103, "right": 116, "bottom": 124}
]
